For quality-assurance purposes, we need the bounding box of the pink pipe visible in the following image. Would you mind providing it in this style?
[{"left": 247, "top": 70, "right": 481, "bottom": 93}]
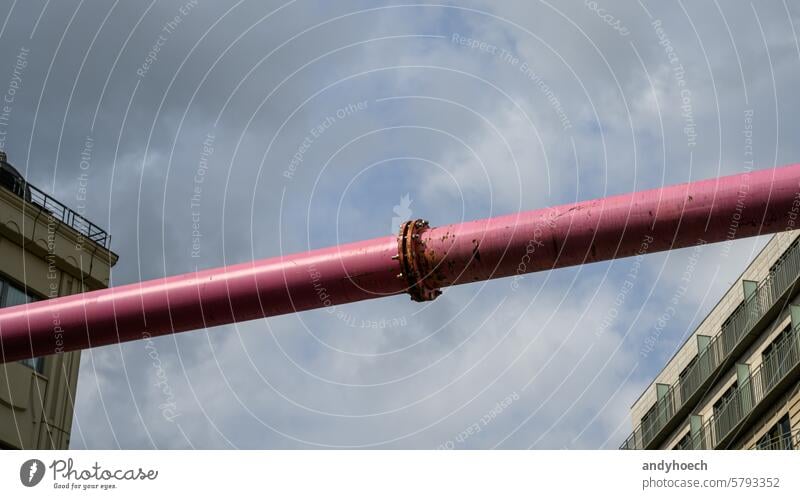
[
  {"left": 421, "top": 163, "right": 800, "bottom": 287},
  {"left": 2, "top": 164, "right": 800, "bottom": 363}
]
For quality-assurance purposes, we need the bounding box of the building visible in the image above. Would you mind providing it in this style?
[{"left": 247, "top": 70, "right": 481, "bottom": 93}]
[
  {"left": 622, "top": 231, "right": 800, "bottom": 450},
  {"left": 0, "top": 151, "right": 117, "bottom": 449}
]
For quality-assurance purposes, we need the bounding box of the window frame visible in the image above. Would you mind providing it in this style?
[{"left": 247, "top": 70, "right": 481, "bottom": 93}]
[
  {"left": 0, "top": 274, "right": 46, "bottom": 374},
  {"left": 756, "top": 414, "right": 794, "bottom": 450},
  {"left": 673, "top": 431, "right": 693, "bottom": 450}
]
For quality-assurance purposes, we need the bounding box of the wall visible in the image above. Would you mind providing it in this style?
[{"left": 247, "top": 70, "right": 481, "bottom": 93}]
[{"left": 0, "top": 187, "right": 117, "bottom": 449}]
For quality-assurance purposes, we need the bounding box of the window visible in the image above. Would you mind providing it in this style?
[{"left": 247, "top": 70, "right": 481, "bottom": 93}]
[
  {"left": 763, "top": 325, "right": 793, "bottom": 359},
  {"left": 756, "top": 415, "right": 794, "bottom": 450},
  {"left": 673, "top": 431, "right": 694, "bottom": 450},
  {"left": 769, "top": 260, "right": 780, "bottom": 276},
  {"left": 713, "top": 382, "right": 738, "bottom": 416},
  {"left": 720, "top": 301, "right": 747, "bottom": 352},
  {"left": 0, "top": 275, "right": 44, "bottom": 374},
  {"left": 712, "top": 381, "right": 740, "bottom": 440},
  {"left": 679, "top": 356, "right": 698, "bottom": 401},
  {"left": 762, "top": 324, "right": 794, "bottom": 387},
  {"left": 680, "top": 357, "right": 698, "bottom": 379},
  {"left": 18, "top": 357, "right": 44, "bottom": 373},
  {"left": 640, "top": 404, "right": 659, "bottom": 443},
  {"left": 769, "top": 238, "right": 799, "bottom": 276}
]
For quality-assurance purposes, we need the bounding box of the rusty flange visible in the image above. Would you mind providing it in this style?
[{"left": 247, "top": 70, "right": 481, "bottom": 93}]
[{"left": 395, "top": 219, "right": 441, "bottom": 302}]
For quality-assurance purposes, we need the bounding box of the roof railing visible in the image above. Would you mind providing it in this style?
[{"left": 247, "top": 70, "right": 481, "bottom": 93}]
[{"left": 0, "top": 170, "right": 111, "bottom": 251}]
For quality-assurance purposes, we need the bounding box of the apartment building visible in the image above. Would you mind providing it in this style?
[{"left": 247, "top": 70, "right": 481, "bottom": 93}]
[
  {"left": 621, "top": 231, "right": 800, "bottom": 450},
  {"left": 0, "top": 151, "right": 117, "bottom": 449}
]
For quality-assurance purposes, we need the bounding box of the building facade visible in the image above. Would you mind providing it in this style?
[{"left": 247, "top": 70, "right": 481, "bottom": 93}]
[
  {"left": 0, "top": 152, "right": 117, "bottom": 449},
  {"left": 622, "top": 231, "right": 800, "bottom": 450}
]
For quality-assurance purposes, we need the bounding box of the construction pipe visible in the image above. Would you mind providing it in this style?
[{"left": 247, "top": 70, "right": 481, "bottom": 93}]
[{"left": 2, "top": 164, "right": 800, "bottom": 363}]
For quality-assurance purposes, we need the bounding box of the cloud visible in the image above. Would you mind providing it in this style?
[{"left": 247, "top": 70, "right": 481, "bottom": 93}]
[{"left": 0, "top": 0, "right": 796, "bottom": 449}]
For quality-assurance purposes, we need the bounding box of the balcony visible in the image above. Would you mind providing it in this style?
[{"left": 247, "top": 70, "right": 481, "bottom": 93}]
[
  {"left": 621, "top": 236, "right": 800, "bottom": 450},
  {"left": 0, "top": 167, "right": 110, "bottom": 250},
  {"left": 749, "top": 429, "right": 799, "bottom": 450},
  {"left": 691, "top": 323, "right": 800, "bottom": 449}
]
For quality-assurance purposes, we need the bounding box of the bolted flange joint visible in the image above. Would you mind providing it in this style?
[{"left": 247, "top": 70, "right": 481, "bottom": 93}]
[{"left": 395, "top": 219, "right": 442, "bottom": 302}]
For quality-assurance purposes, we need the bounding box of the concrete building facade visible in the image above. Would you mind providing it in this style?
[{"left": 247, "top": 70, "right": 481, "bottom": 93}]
[
  {"left": 622, "top": 231, "right": 800, "bottom": 450},
  {"left": 0, "top": 152, "right": 117, "bottom": 449}
]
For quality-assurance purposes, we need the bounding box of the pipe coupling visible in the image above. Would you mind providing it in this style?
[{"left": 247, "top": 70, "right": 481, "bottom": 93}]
[{"left": 396, "top": 219, "right": 441, "bottom": 302}]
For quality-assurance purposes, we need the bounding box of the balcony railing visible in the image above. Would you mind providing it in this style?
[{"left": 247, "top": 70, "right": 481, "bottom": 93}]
[
  {"left": 1, "top": 177, "right": 111, "bottom": 250},
  {"left": 749, "top": 429, "right": 799, "bottom": 450},
  {"left": 621, "top": 237, "right": 800, "bottom": 450},
  {"left": 690, "top": 323, "right": 800, "bottom": 449}
]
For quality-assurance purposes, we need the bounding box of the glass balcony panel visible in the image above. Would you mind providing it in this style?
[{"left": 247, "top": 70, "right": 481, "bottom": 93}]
[{"left": 621, "top": 238, "right": 800, "bottom": 449}]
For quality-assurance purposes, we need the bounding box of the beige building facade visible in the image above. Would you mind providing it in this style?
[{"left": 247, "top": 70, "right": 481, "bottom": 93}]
[
  {"left": 0, "top": 152, "right": 117, "bottom": 449},
  {"left": 622, "top": 231, "right": 800, "bottom": 450}
]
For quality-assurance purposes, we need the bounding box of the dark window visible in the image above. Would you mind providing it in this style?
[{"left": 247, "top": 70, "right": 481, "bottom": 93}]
[
  {"left": 679, "top": 356, "right": 698, "bottom": 401},
  {"left": 769, "top": 261, "right": 779, "bottom": 276},
  {"left": 680, "top": 356, "right": 697, "bottom": 382},
  {"left": 769, "top": 238, "right": 799, "bottom": 276},
  {"left": 712, "top": 381, "right": 740, "bottom": 441},
  {"left": 767, "top": 238, "right": 800, "bottom": 292},
  {"left": 763, "top": 324, "right": 793, "bottom": 359},
  {"left": 762, "top": 324, "right": 795, "bottom": 387},
  {"left": 722, "top": 302, "right": 745, "bottom": 329},
  {"left": 3, "top": 280, "right": 30, "bottom": 307},
  {"left": 720, "top": 300, "right": 747, "bottom": 352},
  {"left": 640, "top": 404, "right": 659, "bottom": 443},
  {"left": 0, "top": 275, "right": 44, "bottom": 374},
  {"left": 756, "top": 415, "right": 794, "bottom": 450},
  {"left": 713, "top": 382, "right": 738, "bottom": 416},
  {"left": 673, "top": 431, "right": 693, "bottom": 450}
]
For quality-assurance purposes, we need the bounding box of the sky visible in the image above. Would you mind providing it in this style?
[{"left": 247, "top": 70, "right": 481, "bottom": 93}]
[{"left": 0, "top": 0, "right": 797, "bottom": 449}]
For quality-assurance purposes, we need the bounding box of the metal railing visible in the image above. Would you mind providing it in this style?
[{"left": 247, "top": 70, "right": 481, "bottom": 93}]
[
  {"left": 690, "top": 323, "right": 800, "bottom": 449},
  {"left": 621, "top": 237, "right": 800, "bottom": 450},
  {"left": 749, "top": 429, "right": 799, "bottom": 450},
  {"left": 2, "top": 178, "right": 111, "bottom": 250}
]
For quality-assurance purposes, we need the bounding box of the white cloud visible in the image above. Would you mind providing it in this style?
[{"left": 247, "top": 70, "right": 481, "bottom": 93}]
[{"left": 0, "top": 0, "right": 796, "bottom": 449}]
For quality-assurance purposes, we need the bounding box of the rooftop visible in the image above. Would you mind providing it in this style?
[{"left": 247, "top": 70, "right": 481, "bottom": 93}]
[{"left": 0, "top": 151, "right": 112, "bottom": 251}]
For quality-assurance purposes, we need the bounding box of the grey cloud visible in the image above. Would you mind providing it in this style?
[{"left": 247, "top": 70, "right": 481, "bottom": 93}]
[{"left": 0, "top": 0, "right": 795, "bottom": 449}]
